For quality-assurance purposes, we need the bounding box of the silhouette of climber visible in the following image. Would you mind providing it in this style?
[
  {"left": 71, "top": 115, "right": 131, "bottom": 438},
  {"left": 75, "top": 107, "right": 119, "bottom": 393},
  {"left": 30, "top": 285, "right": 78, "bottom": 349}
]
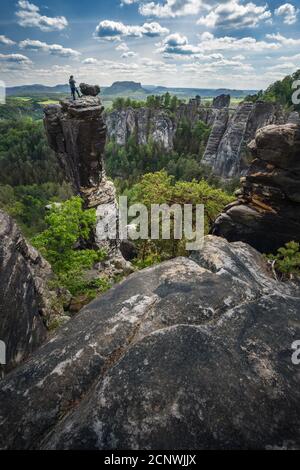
[{"left": 69, "top": 75, "right": 81, "bottom": 100}]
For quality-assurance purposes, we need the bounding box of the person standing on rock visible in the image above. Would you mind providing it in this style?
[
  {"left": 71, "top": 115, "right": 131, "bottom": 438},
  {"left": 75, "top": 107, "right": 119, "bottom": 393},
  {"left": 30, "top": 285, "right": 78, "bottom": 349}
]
[{"left": 69, "top": 75, "right": 81, "bottom": 100}]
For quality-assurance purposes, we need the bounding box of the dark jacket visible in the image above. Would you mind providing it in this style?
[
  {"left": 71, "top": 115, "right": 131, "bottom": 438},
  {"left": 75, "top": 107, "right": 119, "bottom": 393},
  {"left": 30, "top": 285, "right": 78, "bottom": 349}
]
[{"left": 69, "top": 78, "right": 76, "bottom": 90}]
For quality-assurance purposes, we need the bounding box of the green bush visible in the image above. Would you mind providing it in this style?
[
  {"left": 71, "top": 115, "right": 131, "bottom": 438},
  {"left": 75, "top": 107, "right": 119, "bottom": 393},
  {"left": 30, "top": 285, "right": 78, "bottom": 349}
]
[
  {"left": 32, "top": 197, "right": 108, "bottom": 297},
  {"left": 267, "top": 242, "right": 300, "bottom": 278},
  {"left": 127, "top": 171, "right": 234, "bottom": 263}
]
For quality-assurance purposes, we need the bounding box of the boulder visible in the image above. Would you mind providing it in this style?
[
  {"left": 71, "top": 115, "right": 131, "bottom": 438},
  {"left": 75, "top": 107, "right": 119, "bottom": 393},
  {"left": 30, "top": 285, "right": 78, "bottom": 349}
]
[
  {"left": 79, "top": 83, "right": 100, "bottom": 97},
  {"left": 212, "top": 123, "right": 300, "bottom": 252},
  {"left": 1, "top": 236, "right": 300, "bottom": 450},
  {"left": 0, "top": 210, "right": 63, "bottom": 374}
]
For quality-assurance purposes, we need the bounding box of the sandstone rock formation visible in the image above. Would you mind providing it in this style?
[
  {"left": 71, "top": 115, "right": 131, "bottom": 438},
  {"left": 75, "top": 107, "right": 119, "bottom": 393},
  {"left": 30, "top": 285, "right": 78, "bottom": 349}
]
[
  {"left": 203, "top": 101, "right": 285, "bottom": 178},
  {"left": 106, "top": 107, "right": 175, "bottom": 151},
  {"left": 106, "top": 97, "right": 285, "bottom": 178},
  {"left": 44, "top": 97, "right": 106, "bottom": 195},
  {"left": 0, "top": 210, "right": 63, "bottom": 374},
  {"left": 44, "top": 95, "right": 122, "bottom": 256},
  {"left": 213, "top": 94, "right": 230, "bottom": 109},
  {"left": 1, "top": 236, "right": 299, "bottom": 450},
  {"left": 213, "top": 123, "right": 300, "bottom": 253}
]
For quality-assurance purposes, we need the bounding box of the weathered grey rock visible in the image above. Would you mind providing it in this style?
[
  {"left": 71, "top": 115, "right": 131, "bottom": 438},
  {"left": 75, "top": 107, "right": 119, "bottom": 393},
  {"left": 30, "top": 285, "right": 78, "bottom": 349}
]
[
  {"left": 105, "top": 96, "right": 208, "bottom": 152},
  {"left": 0, "top": 210, "right": 63, "bottom": 374},
  {"left": 288, "top": 111, "right": 300, "bottom": 125},
  {"left": 213, "top": 94, "right": 230, "bottom": 109},
  {"left": 44, "top": 96, "right": 106, "bottom": 194},
  {"left": 1, "top": 236, "right": 300, "bottom": 450},
  {"left": 202, "top": 101, "right": 285, "bottom": 179},
  {"left": 106, "top": 98, "right": 284, "bottom": 179},
  {"left": 213, "top": 123, "right": 300, "bottom": 252},
  {"left": 105, "top": 107, "right": 175, "bottom": 151},
  {"left": 79, "top": 83, "right": 100, "bottom": 97},
  {"left": 44, "top": 95, "right": 123, "bottom": 257},
  {"left": 202, "top": 109, "right": 229, "bottom": 168}
]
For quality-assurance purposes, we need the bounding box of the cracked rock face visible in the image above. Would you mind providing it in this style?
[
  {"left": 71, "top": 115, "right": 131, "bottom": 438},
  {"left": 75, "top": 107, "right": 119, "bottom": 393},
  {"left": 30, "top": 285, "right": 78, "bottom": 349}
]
[
  {"left": 1, "top": 236, "right": 300, "bottom": 450},
  {"left": 106, "top": 98, "right": 285, "bottom": 179},
  {"left": 203, "top": 101, "right": 285, "bottom": 179},
  {"left": 106, "top": 107, "right": 175, "bottom": 151},
  {"left": 0, "top": 210, "right": 63, "bottom": 374},
  {"left": 213, "top": 123, "right": 300, "bottom": 253},
  {"left": 44, "top": 96, "right": 106, "bottom": 196}
]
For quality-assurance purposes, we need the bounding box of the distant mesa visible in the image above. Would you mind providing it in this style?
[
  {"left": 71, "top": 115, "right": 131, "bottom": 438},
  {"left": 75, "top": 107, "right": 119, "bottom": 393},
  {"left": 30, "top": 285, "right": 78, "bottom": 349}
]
[
  {"left": 102, "top": 81, "right": 145, "bottom": 96},
  {"left": 79, "top": 83, "right": 100, "bottom": 97}
]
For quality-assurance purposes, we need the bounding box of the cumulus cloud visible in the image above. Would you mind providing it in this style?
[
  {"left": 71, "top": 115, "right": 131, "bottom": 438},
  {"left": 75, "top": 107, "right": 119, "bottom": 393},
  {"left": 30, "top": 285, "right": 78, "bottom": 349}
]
[
  {"left": 16, "top": 1, "right": 68, "bottom": 32},
  {"left": 266, "top": 32, "right": 300, "bottom": 46},
  {"left": 158, "top": 33, "right": 202, "bottom": 55},
  {"left": 95, "top": 20, "right": 169, "bottom": 40},
  {"left": 122, "top": 51, "right": 138, "bottom": 58},
  {"left": 197, "top": 0, "right": 272, "bottom": 29},
  {"left": 139, "top": 0, "right": 205, "bottom": 18},
  {"left": 19, "top": 39, "right": 81, "bottom": 58},
  {"left": 158, "top": 31, "right": 282, "bottom": 56},
  {"left": 116, "top": 42, "right": 129, "bottom": 52},
  {"left": 275, "top": 3, "right": 299, "bottom": 24},
  {"left": 82, "top": 57, "right": 99, "bottom": 64},
  {"left": 0, "top": 35, "right": 16, "bottom": 46},
  {"left": 0, "top": 53, "right": 32, "bottom": 66}
]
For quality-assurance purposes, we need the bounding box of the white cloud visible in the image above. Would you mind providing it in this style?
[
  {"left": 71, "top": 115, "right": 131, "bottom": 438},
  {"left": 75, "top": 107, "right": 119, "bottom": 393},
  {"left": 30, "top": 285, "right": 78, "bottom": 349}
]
[
  {"left": 122, "top": 51, "right": 138, "bottom": 58},
  {"left": 198, "top": 33, "right": 281, "bottom": 52},
  {"left": 158, "top": 33, "right": 202, "bottom": 55},
  {"left": 267, "top": 62, "right": 297, "bottom": 71},
  {"left": 0, "top": 35, "right": 16, "bottom": 46},
  {"left": 158, "top": 31, "right": 282, "bottom": 56},
  {"left": 16, "top": 1, "right": 68, "bottom": 32},
  {"left": 116, "top": 42, "right": 129, "bottom": 52},
  {"left": 19, "top": 39, "right": 81, "bottom": 58},
  {"left": 0, "top": 53, "right": 32, "bottom": 66},
  {"left": 82, "top": 57, "right": 98, "bottom": 65},
  {"left": 275, "top": 3, "right": 299, "bottom": 25},
  {"left": 139, "top": 0, "right": 205, "bottom": 18},
  {"left": 197, "top": 0, "right": 272, "bottom": 29},
  {"left": 121, "top": 0, "right": 139, "bottom": 4},
  {"left": 95, "top": 20, "right": 169, "bottom": 41},
  {"left": 266, "top": 33, "right": 300, "bottom": 46},
  {"left": 278, "top": 52, "right": 300, "bottom": 61}
]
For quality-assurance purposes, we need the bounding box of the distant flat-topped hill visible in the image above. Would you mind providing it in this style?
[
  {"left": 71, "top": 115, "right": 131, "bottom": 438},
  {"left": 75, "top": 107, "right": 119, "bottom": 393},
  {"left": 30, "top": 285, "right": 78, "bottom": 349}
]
[{"left": 102, "top": 81, "right": 146, "bottom": 96}]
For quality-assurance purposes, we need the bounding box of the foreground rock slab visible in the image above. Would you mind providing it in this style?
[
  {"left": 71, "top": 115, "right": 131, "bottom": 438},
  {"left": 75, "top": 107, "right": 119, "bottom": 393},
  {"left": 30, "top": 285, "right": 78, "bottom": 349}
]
[
  {"left": 213, "top": 123, "right": 300, "bottom": 253},
  {"left": 0, "top": 236, "right": 299, "bottom": 449}
]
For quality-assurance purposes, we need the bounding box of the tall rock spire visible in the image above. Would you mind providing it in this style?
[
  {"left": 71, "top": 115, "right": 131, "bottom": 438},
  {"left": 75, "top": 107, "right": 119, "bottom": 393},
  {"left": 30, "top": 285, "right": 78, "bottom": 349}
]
[{"left": 44, "top": 87, "right": 121, "bottom": 256}]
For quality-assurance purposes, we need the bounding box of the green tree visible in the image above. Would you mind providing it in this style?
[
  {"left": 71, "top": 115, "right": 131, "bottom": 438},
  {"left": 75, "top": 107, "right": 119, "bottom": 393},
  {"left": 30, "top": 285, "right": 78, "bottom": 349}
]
[
  {"left": 267, "top": 242, "right": 300, "bottom": 278},
  {"left": 32, "top": 197, "right": 107, "bottom": 296},
  {"left": 127, "top": 171, "right": 234, "bottom": 263}
]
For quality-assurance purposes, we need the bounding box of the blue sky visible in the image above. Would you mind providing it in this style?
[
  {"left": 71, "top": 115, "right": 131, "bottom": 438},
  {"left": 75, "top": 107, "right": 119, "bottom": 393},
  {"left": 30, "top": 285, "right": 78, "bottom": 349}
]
[{"left": 0, "top": 0, "right": 300, "bottom": 89}]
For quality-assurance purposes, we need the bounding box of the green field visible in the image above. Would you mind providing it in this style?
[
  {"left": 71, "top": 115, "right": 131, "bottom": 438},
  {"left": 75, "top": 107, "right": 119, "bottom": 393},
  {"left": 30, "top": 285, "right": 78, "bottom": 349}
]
[{"left": 38, "top": 100, "right": 60, "bottom": 106}]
